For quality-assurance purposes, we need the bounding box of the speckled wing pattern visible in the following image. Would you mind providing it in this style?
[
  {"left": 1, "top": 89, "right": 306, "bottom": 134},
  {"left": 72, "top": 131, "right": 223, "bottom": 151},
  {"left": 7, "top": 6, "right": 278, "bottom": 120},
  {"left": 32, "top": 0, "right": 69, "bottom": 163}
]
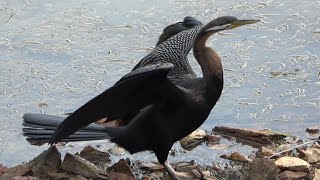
[
  {"left": 120, "top": 63, "right": 174, "bottom": 81},
  {"left": 133, "top": 25, "right": 202, "bottom": 83}
]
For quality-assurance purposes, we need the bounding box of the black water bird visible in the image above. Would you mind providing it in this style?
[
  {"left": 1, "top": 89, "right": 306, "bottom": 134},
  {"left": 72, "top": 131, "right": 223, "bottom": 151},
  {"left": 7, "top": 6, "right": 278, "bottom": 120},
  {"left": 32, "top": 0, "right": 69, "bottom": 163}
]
[
  {"left": 111, "top": 16, "right": 202, "bottom": 124},
  {"left": 23, "top": 16, "right": 258, "bottom": 179}
]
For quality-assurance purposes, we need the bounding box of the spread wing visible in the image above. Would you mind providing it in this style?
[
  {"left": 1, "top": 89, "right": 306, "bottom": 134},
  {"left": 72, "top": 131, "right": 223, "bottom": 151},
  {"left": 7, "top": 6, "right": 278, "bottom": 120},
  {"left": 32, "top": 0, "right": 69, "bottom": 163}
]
[{"left": 50, "top": 63, "right": 186, "bottom": 144}]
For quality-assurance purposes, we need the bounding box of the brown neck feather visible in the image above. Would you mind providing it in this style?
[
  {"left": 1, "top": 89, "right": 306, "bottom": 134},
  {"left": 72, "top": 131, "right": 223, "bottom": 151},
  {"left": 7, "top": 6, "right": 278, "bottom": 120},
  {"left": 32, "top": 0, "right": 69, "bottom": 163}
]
[{"left": 193, "top": 31, "right": 223, "bottom": 81}]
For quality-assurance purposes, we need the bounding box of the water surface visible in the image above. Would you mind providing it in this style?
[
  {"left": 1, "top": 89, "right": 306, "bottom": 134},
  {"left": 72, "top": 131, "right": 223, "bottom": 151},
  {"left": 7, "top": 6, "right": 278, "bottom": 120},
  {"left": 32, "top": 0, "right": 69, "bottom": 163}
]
[{"left": 0, "top": 0, "right": 319, "bottom": 166}]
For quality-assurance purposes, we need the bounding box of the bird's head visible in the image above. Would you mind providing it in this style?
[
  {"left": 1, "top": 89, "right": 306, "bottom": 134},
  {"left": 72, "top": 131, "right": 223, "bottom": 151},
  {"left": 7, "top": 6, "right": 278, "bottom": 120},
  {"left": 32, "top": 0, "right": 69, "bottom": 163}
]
[
  {"left": 183, "top": 16, "right": 202, "bottom": 28},
  {"left": 203, "top": 16, "right": 259, "bottom": 33}
]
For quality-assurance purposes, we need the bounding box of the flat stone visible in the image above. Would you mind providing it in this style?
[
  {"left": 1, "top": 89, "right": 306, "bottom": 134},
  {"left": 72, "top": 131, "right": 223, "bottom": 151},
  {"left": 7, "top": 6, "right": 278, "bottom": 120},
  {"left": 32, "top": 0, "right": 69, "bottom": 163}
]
[
  {"left": 213, "top": 126, "right": 287, "bottom": 146},
  {"left": 139, "top": 161, "right": 164, "bottom": 171},
  {"left": 248, "top": 158, "right": 280, "bottom": 180},
  {"left": 204, "top": 134, "right": 221, "bottom": 145},
  {"left": 220, "top": 152, "right": 250, "bottom": 163},
  {"left": 229, "top": 152, "right": 250, "bottom": 162},
  {"left": 175, "top": 161, "right": 197, "bottom": 172},
  {"left": 62, "top": 153, "right": 108, "bottom": 179},
  {"left": 279, "top": 171, "right": 308, "bottom": 180},
  {"left": 275, "top": 157, "right": 310, "bottom": 172},
  {"left": 79, "top": 145, "right": 111, "bottom": 169},
  {"left": 180, "top": 129, "right": 206, "bottom": 150}
]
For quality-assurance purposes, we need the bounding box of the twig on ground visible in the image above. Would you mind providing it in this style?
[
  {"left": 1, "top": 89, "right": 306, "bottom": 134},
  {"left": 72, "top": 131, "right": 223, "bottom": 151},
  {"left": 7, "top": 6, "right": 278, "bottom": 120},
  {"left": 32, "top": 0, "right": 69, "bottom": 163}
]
[{"left": 267, "top": 140, "right": 317, "bottom": 159}]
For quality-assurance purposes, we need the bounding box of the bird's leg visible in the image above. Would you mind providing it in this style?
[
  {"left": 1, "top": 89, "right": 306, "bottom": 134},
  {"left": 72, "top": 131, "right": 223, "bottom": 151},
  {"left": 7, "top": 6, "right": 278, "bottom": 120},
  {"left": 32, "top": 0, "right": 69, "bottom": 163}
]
[
  {"left": 164, "top": 160, "right": 178, "bottom": 179},
  {"left": 163, "top": 160, "right": 204, "bottom": 180}
]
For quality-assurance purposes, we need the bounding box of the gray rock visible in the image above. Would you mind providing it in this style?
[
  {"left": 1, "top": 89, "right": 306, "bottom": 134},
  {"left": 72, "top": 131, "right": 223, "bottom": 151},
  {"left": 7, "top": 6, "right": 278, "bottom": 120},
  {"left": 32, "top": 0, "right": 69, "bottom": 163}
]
[{"left": 248, "top": 158, "right": 280, "bottom": 180}]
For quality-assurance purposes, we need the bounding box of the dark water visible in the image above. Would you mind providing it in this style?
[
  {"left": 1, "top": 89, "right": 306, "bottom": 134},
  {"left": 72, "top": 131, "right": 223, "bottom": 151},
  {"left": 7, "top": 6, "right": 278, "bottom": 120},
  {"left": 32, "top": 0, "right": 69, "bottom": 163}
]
[{"left": 0, "top": 0, "right": 319, "bottom": 166}]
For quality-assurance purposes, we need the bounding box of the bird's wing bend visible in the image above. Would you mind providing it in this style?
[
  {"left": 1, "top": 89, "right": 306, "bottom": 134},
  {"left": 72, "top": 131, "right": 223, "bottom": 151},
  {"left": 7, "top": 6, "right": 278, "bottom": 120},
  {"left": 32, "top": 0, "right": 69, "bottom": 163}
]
[{"left": 50, "top": 63, "right": 186, "bottom": 144}]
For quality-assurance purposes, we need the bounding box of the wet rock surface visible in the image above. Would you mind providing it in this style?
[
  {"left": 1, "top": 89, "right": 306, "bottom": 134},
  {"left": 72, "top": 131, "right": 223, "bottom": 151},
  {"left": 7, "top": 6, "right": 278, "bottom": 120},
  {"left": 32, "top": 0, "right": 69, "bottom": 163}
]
[
  {"left": 248, "top": 158, "right": 280, "bottom": 180},
  {"left": 213, "top": 126, "right": 287, "bottom": 146}
]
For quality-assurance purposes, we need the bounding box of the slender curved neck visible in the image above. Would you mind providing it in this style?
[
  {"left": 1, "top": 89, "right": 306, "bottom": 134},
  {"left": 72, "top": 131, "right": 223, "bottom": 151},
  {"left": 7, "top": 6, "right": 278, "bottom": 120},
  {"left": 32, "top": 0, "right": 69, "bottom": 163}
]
[{"left": 193, "top": 29, "right": 223, "bottom": 81}]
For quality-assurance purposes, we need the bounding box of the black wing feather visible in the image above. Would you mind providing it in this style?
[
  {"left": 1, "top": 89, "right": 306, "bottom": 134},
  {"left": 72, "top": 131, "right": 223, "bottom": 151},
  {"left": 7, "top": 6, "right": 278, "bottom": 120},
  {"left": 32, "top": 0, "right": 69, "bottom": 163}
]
[{"left": 50, "top": 63, "right": 185, "bottom": 144}]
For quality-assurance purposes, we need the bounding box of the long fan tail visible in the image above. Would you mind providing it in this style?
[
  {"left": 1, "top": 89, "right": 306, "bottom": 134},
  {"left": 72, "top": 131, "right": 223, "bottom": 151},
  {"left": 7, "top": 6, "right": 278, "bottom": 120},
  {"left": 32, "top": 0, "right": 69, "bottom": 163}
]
[{"left": 22, "top": 113, "right": 110, "bottom": 145}]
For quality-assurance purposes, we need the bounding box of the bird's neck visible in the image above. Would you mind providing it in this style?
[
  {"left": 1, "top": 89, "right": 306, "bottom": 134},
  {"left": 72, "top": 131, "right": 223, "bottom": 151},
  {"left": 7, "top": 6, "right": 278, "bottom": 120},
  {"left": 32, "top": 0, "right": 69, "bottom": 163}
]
[
  {"left": 193, "top": 31, "right": 224, "bottom": 105},
  {"left": 193, "top": 32, "right": 223, "bottom": 82}
]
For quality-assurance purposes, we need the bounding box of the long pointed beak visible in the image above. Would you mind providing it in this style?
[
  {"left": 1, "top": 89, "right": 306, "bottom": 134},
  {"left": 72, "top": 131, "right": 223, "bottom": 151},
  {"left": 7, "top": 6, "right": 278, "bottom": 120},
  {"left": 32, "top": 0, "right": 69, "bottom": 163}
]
[{"left": 227, "top": 19, "right": 260, "bottom": 29}]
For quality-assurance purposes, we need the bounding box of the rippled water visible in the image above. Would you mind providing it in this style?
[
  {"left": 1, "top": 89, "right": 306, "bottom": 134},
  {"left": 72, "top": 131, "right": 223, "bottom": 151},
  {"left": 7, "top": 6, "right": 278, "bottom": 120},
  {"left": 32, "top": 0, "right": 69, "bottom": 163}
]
[{"left": 0, "top": 0, "right": 319, "bottom": 166}]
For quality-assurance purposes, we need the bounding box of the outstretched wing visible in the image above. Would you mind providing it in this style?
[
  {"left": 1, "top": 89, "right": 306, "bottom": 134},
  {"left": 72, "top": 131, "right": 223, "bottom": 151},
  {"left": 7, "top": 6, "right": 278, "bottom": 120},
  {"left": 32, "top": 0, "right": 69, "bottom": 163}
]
[{"left": 50, "top": 63, "right": 186, "bottom": 144}]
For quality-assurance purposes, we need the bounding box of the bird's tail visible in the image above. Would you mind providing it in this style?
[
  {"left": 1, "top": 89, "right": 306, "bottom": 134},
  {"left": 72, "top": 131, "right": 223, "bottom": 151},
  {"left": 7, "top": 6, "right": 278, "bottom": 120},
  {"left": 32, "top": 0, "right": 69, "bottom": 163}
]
[{"left": 22, "top": 113, "right": 111, "bottom": 145}]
